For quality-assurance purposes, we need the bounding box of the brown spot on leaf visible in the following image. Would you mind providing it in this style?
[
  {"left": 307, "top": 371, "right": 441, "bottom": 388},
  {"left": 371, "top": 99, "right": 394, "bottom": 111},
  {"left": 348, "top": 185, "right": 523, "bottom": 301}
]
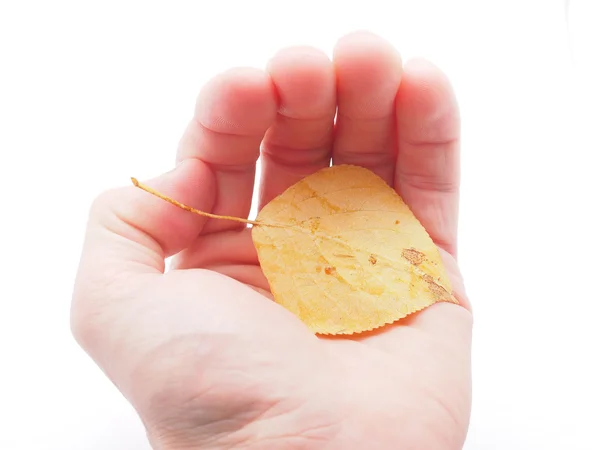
[
  {"left": 324, "top": 266, "right": 336, "bottom": 275},
  {"left": 422, "top": 274, "right": 449, "bottom": 300},
  {"left": 369, "top": 255, "right": 377, "bottom": 265},
  {"left": 395, "top": 220, "right": 400, "bottom": 224},
  {"left": 402, "top": 248, "right": 426, "bottom": 265}
]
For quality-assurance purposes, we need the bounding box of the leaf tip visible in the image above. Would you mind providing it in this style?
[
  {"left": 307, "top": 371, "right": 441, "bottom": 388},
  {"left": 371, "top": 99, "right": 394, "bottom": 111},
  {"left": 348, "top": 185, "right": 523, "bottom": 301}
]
[{"left": 131, "top": 177, "right": 140, "bottom": 187}]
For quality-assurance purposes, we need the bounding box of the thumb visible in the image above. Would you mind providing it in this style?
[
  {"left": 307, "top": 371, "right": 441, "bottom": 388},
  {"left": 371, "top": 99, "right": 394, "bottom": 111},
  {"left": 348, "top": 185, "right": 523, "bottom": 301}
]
[
  {"left": 80, "top": 157, "right": 216, "bottom": 275},
  {"left": 70, "top": 157, "right": 216, "bottom": 370}
]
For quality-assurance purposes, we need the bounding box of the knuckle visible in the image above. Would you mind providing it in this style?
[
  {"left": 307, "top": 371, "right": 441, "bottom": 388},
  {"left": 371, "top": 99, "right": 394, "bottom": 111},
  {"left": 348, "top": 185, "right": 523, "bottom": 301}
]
[{"left": 88, "top": 186, "right": 127, "bottom": 223}]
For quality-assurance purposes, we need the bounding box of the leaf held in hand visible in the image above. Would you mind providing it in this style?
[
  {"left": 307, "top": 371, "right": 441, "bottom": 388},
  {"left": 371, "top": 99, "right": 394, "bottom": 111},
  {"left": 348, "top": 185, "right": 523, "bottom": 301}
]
[{"left": 132, "top": 165, "right": 457, "bottom": 335}]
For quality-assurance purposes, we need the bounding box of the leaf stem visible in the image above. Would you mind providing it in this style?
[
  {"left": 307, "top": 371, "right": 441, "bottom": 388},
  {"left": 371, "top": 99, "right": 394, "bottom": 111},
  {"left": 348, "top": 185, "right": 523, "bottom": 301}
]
[{"left": 131, "top": 177, "right": 262, "bottom": 226}]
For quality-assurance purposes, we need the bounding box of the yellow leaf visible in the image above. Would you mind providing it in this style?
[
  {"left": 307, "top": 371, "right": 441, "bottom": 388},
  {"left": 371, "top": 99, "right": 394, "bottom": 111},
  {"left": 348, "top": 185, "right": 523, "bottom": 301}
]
[
  {"left": 251, "top": 165, "right": 457, "bottom": 335},
  {"left": 131, "top": 164, "right": 457, "bottom": 336}
]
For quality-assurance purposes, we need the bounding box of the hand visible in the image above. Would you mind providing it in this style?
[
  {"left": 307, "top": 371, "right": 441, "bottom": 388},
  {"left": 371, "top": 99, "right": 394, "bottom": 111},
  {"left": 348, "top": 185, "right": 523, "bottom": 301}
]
[{"left": 71, "top": 31, "right": 472, "bottom": 450}]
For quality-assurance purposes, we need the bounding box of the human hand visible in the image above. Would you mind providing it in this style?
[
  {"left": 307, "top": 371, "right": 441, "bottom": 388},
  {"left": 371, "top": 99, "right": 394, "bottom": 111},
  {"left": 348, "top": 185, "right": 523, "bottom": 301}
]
[{"left": 71, "top": 31, "right": 472, "bottom": 449}]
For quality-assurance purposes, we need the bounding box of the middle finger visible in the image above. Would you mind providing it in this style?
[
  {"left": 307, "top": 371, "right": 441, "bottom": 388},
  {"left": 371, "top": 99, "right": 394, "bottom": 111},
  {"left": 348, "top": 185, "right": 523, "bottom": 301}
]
[{"left": 332, "top": 31, "right": 403, "bottom": 185}]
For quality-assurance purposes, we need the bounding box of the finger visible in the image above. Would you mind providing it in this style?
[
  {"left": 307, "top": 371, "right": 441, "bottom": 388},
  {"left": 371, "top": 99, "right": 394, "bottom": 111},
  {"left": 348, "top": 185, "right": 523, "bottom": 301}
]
[
  {"left": 394, "top": 58, "right": 461, "bottom": 257},
  {"left": 332, "top": 31, "right": 403, "bottom": 185},
  {"left": 202, "top": 263, "right": 270, "bottom": 292},
  {"left": 259, "top": 46, "right": 336, "bottom": 209},
  {"left": 71, "top": 158, "right": 215, "bottom": 356},
  {"left": 77, "top": 158, "right": 215, "bottom": 276},
  {"left": 173, "top": 228, "right": 258, "bottom": 270},
  {"left": 177, "top": 68, "right": 277, "bottom": 233}
]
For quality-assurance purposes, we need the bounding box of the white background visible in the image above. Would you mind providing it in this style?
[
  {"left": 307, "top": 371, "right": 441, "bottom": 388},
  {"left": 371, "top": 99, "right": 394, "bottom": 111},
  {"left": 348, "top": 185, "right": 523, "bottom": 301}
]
[{"left": 1, "top": 1, "right": 599, "bottom": 449}]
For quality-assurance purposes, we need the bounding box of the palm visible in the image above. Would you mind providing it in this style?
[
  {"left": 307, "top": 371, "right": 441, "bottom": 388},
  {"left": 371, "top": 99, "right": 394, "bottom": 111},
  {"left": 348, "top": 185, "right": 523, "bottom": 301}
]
[
  {"left": 72, "top": 31, "right": 472, "bottom": 450},
  {"left": 157, "top": 212, "right": 470, "bottom": 448}
]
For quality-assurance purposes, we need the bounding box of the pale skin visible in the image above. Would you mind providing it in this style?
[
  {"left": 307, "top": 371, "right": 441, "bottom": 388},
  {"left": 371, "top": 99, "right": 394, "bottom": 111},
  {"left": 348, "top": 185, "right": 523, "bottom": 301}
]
[{"left": 71, "top": 31, "right": 473, "bottom": 449}]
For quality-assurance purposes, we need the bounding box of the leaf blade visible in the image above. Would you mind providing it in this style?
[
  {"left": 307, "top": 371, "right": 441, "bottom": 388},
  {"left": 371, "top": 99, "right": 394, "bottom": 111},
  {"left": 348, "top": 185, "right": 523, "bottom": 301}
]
[{"left": 252, "top": 164, "right": 457, "bottom": 335}]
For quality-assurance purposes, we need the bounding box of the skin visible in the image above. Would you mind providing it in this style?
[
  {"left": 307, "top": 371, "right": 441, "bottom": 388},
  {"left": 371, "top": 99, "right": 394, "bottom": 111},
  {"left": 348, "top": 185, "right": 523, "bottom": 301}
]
[{"left": 71, "top": 31, "right": 473, "bottom": 449}]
